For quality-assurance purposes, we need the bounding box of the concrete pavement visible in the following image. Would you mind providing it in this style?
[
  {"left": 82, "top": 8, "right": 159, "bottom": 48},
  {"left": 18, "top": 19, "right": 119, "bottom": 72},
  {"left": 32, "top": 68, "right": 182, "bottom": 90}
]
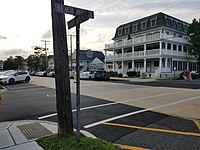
[{"left": 0, "top": 120, "right": 97, "bottom": 150}]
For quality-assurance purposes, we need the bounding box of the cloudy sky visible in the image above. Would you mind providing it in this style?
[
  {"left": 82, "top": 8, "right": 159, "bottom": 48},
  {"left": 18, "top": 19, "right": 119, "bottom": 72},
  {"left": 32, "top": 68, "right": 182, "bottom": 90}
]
[{"left": 0, "top": 0, "right": 199, "bottom": 60}]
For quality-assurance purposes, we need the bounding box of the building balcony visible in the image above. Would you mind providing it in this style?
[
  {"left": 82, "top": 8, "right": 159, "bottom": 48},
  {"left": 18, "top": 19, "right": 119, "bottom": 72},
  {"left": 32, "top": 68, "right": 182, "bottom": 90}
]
[
  {"left": 105, "top": 49, "right": 192, "bottom": 61},
  {"left": 105, "top": 33, "right": 189, "bottom": 50}
]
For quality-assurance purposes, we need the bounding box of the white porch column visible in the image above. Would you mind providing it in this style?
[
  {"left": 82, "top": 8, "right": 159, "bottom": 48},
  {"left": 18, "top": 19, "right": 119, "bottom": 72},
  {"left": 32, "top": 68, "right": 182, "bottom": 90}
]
[
  {"left": 165, "top": 58, "right": 168, "bottom": 72},
  {"left": 159, "top": 57, "right": 162, "bottom": 72},
  {"left": 187, "top": 61, "right": 189, "bottom": 70},
  {"left": 113, "top": 61, "right": 115, "bottom": 72},
  {"left": 144, "top": 58, "right": 146, "bottom": 72},
  {"left": 132, "top": 46, "right": 134, "bottom": 57},
  {"left": 159, "top": 41, "right": 162, "bottom": 54},
  {"left": 113, "top": 49, "right": 115, "bottom": 59},
  {"left": 122, "top": 48, "right": 124, "bottom": 59},
  {"left": 132, "top": 59, "right": 135, "bottom": 71},
  {"left": 122, "top": 61, "right": 124, "bottom": 74},
  {"left": 144, "top": 44, "right": 146, "bottom": 56}
]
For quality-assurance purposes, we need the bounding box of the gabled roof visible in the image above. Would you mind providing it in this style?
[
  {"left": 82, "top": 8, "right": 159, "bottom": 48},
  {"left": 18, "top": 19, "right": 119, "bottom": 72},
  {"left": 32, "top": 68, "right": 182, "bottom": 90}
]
[
  {"left": 113, "top": 12, "right": 190, "bottom": 40},
  {"left": 74, "top": 49, "right": 105, "bottom": 61}
]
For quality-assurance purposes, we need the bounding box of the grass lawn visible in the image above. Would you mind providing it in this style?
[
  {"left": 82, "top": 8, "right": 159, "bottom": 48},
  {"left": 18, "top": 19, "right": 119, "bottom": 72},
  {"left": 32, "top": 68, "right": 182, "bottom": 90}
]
[
  {"left": 37, "top": 134, "right": 118, "bottom": 150},
  {"left": 0, "top": 84, "right": 4, "bottom": 89}
]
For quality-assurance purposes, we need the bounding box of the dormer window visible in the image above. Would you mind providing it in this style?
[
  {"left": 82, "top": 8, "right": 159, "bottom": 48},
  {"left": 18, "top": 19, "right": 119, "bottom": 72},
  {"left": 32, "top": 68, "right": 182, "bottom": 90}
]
[
  {"left": 177, "top": 22, "right": 181, "bottom": 30},
  {"left": 165, "top": 16, "right": 171, "bottom": 27},
  {"left": 141, "top": 20, "right": 147, "bottom": 30},
  {"left": 118, "top": 28, "right": 123, "bottom": 36},
  {"left": 172, "top": 20, "right": 176, "bottom": 28},
  {"left": 150, "top": 17, "right": 157, "bottom": 27},
  {"left": 124, "top": 26, "right": 130, "bottom": 34},
  {"left": 86, "top": 50, "right": 93, "bottom": 58},
  {"left": 132, "top": 23, "right": 138, "bottom": 32},
  {"left": 183, "top": 24, "right": 189, "bottom": 32}
]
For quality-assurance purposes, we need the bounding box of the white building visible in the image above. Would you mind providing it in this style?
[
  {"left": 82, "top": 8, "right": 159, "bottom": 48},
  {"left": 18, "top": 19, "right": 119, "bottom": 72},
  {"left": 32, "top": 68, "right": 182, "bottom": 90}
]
[
  {"left": 0, "top": 60, "right": 3, "bottom": 70},
  {"left": 104, "top": 12, "right": 198, "bottom": 78}
]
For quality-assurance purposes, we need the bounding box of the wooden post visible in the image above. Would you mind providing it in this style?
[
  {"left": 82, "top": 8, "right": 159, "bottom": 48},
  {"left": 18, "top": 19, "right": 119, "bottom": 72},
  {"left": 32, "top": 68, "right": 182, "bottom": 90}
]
[{"left": 51, "top": 0, "right": 73, "bottom": 137}]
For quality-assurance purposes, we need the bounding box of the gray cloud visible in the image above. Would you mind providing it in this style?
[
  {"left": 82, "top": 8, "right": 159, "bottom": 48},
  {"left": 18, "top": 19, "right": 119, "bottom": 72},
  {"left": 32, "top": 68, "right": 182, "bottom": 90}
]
[
  {"left": 0, "top": 35, "right": 7, "bottom": 39},
  {"left": 42, "top": 29, "right": 52, "bottom": 39},
  {"left": 1, "top": 49, "right": 31, "bottom": 59}
]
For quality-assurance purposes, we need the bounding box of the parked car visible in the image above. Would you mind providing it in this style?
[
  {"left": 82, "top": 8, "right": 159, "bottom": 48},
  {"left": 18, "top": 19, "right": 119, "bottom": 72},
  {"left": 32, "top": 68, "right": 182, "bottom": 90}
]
[
  {"left": 0, "top": 70, "right": 31, "bottom": 85},
  {"left": 80, "top": 71, "right": 95, "bottom": 79},
  {"left": 47, "top": 71, "right": 55, "bottom": 77},
  {"left": 191, "top": 70, "right": 200, "bottom": 79},
  {"left": 36, "top": 71, "right": 47, "bottom": 77},
  {"left": 94, "top": 71, "right": 110, "bottom": 80}
]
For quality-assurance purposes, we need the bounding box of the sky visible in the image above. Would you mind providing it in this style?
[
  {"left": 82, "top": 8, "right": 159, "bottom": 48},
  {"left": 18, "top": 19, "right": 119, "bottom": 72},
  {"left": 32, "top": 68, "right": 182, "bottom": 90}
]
[{"left": 0, "top": 0, "right": 200, "bottom": 60}]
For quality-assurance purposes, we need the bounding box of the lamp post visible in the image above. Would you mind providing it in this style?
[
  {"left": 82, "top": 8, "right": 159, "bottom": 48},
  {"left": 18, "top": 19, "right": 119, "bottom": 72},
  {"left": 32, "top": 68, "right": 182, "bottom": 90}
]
[{"left": 41, "top": 40, "right": 50, "bottom": 70}]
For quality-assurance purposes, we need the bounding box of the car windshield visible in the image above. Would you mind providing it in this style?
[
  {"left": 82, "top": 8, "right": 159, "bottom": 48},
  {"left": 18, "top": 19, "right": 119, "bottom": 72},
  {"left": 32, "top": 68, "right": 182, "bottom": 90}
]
[{"left": 3, "top": 71, "right": 17, "bottom": 76}]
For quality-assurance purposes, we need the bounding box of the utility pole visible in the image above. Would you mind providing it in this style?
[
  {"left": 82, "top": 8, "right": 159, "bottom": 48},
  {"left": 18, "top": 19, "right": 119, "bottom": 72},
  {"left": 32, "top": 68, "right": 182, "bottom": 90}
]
[
  {"left": 68, "top": 34, "right": 75, "bottom": 71},
  {"left": 41, "top": 40, "right": 50, "bottom": 70}
]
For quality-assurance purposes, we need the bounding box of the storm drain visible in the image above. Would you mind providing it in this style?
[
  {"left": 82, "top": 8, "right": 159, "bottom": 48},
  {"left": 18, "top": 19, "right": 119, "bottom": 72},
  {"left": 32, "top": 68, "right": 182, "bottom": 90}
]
[{"left": 18, "top": 122, "right": 52, "bottom": 140}]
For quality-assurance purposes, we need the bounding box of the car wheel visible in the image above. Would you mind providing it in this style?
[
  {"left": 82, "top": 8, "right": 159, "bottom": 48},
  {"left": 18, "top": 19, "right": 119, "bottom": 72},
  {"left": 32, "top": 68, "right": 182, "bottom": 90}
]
[
  {"left": 25, "top": 77, "right": 30, "bottom": 83},
  {"left": 9, "top": 78, "right": 15, "bottom": 85}
]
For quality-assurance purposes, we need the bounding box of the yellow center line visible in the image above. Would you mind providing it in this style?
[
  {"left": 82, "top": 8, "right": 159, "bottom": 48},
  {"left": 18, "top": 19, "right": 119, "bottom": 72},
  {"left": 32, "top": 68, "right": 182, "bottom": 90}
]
[
  {"left": 102, "top": 122, "right": 200, "bottom": 137},
  {"left": 114, "top": 144, "right": 150, "bottom": 150}
]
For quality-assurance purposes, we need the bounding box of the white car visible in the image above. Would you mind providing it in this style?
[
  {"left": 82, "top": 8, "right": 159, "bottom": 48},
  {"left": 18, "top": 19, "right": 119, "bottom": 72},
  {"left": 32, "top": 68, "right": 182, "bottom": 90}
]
[
  {"left": 0, "top": 70, "right": 31, "bottom": 85},
  {"left": 80, "top": 71, "right": 95, "bottom": 79}
]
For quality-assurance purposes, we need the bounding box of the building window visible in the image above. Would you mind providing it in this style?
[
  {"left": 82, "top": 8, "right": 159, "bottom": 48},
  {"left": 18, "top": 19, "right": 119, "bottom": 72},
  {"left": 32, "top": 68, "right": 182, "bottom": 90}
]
[
  {"left": 183, "top": 61, "right": 187, "bottom": 70},
  {"left": 183, "top": 46, "right": 187, "bottom": 52},
  {"left": 173, "top": 61, "right": 177, "bottom": 70},
  {"left": 178, "top": 45, "right": 182, "bottom": 51},
  {"left": 165, "top": 17, "right": 171, "bottom": 27},
  {"left": 177, "top": 22, "right": 181, "bottom": 30},
  {"left": 128, "top": 62, "right": 132, "bottom": 69},
  {"left": 150, "top": 18, "right": 157, "bottom": 27},
  {"left": 162, "top": 42, "right": 166, "bottom": 49},
  {"left": 183, "top": 25, "right": 188, "bottom": 32},
  {"left": 178, "top": 61, "right": 182, "bottom": 71},
  {"left": 132, "top": 23, "right": 138, "bottom": 32},
  {"left": 172, "top": 20, "right": 176, "bottom": 28},
  {"left": 124, "top": 26, "right": 130, "bottom": 34},
  {"left": 154, "top": 61, "right": 159, "bottom": 67},
  {"left": 173, "top": 44, "right": 177, "bottom": 51},
  {"left": 118, "top": 28, "right": 123, "bottom": 36},
  {"left": 141, "top": 21, "right": 147, "bottom": 30},
  {"left": 167, "top": 43, "right": 171, "bottom": 50}
]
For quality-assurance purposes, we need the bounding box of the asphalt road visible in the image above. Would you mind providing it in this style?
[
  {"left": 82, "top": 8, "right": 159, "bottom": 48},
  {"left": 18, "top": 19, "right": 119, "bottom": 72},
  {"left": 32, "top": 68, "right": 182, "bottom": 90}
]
[{"left": 0, "top": 78, "right": 200, "bottom": 149}]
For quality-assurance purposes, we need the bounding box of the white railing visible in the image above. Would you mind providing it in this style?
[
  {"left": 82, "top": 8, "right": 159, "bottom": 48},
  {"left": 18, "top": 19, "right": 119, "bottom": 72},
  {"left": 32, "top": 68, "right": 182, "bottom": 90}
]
[
  {"left": 146, "top": 49, "right": 160, "bottom": 55},
  {"left": 105, "top": 33, "right": 161, "bottom": 49},
  {"left": 123, "top": 52, "right": 132, "bottom": 58},
  {"left": 114, "top": 54, "right": 123, "bottom": 59},
  {"left": 134, "top": 51, "right": 144, "bottom": 57}
]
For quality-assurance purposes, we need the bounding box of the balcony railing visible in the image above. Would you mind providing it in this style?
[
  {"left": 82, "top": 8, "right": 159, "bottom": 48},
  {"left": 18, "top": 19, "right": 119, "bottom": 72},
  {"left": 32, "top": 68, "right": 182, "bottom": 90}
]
[{"left": 105, "top": 49, "right": 192, "bottom": 61}]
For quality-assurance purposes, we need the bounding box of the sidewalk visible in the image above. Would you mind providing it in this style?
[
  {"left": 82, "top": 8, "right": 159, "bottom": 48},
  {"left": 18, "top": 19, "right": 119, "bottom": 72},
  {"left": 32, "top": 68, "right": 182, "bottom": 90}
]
[{"left": 0, "top": 120, "right": 96, "bottom": 150}]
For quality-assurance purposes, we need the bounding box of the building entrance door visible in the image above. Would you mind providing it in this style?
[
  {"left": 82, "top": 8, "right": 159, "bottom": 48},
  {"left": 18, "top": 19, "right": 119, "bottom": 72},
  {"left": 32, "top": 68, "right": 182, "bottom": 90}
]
[{"left": 147, "top": 62, "right": 151, "bottom": 72}]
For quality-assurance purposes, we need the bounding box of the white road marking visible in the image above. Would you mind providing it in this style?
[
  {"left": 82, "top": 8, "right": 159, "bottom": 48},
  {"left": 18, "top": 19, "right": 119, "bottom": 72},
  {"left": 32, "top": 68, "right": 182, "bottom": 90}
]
[
  {"left": 39, "top": 90, "right": 191, "bottom": 120},
  {"left": 84, "top": 96, "right": 200, "bottom": 129},
  {"left": 38, "top": 102, "right": 117, "bottom": 120}
]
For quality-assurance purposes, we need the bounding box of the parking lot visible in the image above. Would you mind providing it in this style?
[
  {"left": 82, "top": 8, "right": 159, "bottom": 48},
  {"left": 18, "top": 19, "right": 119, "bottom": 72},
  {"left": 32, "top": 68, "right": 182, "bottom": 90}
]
[{"left": 1, "top": 76, "right": 200, "bottom": 149}]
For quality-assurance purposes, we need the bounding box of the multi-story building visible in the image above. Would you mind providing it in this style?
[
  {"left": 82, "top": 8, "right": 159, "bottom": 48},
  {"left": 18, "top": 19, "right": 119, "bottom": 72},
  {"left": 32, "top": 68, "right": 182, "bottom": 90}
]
[
  {"left": 104, "top": 12, "right": 198, "bottom": 78},
  {"left": 0, "top": 60, "right": 3, "bottom": 70}
]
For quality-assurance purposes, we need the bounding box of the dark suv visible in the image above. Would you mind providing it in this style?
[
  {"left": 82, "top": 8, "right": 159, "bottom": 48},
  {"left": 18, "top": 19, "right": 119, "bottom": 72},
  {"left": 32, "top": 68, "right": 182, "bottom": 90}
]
[{"left": 94, "top": 71, "right": 110, "bottom": 80}]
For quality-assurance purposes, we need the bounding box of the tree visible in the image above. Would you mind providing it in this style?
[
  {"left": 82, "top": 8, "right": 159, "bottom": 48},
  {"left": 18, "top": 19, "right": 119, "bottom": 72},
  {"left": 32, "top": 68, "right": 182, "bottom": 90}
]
[
  {"left": 3, "top": 56, "right": 24, "bottom": 70},
  {"left": 188, "top": 18, "right": 200, "bottom": 69}
]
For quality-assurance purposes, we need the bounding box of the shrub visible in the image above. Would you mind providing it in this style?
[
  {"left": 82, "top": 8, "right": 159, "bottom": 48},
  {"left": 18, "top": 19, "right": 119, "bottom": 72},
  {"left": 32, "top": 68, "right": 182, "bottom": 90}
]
[
  {"left": 118, "top": 73, "right": 123, "bottom": 77},
  {"left": 126, "top": 71, "right": 137, "bottom": 77},
  {"left": 108, "top": 71, "right": 118, "bottom": 77},
  {"left": 141, "top": 72, "right": 147, "bottom": 78}
]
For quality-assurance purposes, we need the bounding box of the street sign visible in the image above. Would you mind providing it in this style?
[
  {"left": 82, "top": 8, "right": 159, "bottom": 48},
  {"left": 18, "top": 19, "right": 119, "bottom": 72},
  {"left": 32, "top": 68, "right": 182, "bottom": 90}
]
[
  {"left": 67, "top": 11, "right": 94, "bottom": 29},
  {"left": 55, "top": 3, "right": 94, "bottom": 19}
]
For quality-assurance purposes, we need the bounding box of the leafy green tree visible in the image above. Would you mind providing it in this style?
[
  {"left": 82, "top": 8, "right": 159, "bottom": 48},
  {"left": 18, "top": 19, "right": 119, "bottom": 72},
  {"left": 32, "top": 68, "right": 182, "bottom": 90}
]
[
  {"left": 188, "top": 19, "right": 200, "bottom": 68},
  {"left": 3, "top": 56, "right": 24, "bottom": 70}
]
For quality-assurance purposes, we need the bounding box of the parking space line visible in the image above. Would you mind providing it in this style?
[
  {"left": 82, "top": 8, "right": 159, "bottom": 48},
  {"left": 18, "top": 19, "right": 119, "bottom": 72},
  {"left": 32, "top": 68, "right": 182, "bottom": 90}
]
[
  {"left": 193, "top": 120, "right": 200, "bottom": 130},
  {"left": 38, "top": 102, "right": 117, "bottom": 119},
  {"left": 102, "top": 122, "right": 200, "bottom": 137},
  {"left": 84, "top": 96, "right": 200, "bottom": 129},
  {"left": 114, "top": 144, "right": 149, "bottom": 150}
]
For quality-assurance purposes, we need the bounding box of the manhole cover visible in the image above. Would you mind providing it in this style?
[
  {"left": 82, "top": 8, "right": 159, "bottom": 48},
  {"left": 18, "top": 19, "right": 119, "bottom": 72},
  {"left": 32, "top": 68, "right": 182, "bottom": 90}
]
[{"left": 18, "top": 122, "right": 52, "bottom": 140}]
